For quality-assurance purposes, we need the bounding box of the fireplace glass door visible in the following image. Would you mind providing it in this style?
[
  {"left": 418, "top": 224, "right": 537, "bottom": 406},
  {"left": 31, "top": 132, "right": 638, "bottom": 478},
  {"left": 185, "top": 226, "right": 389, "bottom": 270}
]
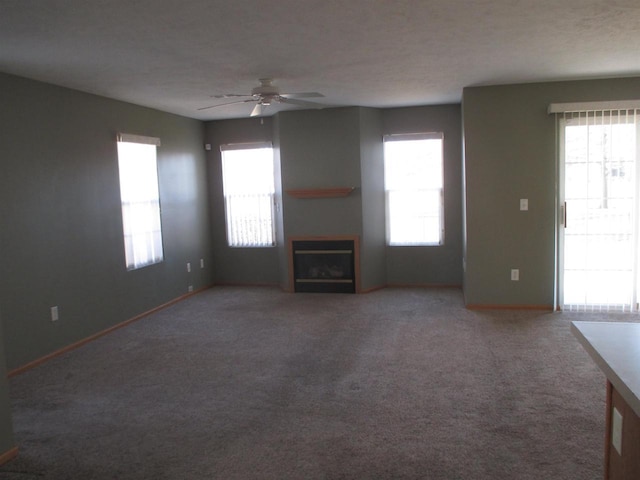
[{"left": 293, "top": 240, "right": 355, "bottom": 293}]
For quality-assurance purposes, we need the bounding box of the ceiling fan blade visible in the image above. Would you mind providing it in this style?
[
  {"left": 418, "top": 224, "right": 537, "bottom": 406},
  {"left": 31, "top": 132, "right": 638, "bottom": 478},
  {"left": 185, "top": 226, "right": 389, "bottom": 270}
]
[
  {"left": 197, "top": 98, "right": 256, "bottom": 111},
  {"left": 280, "top": 92, "right": 324, "bottom": 99},
  {"left": 213, "top": 94, "right": 252, "bottom": 99},
  {"left": 278, "top": 97, "right": 325, "bottom": 109},
  {"left": 250, "top": 103, "right": 265, "bottom": 117}
]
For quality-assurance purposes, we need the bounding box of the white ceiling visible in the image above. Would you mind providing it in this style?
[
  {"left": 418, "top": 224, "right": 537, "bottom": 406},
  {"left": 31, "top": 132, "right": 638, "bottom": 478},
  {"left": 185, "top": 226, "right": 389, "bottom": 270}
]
[{"left": 1, "top": 0, "right": 639, "bottom": 120}]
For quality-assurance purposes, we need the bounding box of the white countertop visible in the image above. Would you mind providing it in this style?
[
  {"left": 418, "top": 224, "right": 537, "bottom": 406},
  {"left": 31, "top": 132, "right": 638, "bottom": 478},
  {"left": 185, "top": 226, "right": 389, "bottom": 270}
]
[{"left": 572, "top": 321, "right": 640, "bottom": 416}]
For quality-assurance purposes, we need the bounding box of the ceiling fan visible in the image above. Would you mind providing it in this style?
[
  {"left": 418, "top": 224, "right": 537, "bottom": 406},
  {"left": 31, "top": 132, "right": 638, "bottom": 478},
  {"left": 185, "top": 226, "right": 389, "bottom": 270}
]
[{"left": 198, "top": 78, "right": 325, "bottom": 116}]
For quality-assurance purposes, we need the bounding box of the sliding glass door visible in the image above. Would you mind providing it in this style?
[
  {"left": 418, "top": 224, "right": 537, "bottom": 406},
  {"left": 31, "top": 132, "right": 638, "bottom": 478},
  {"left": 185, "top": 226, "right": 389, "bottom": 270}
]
[{"left": 558, "top": 109, "right": 640, "bottom": 311}]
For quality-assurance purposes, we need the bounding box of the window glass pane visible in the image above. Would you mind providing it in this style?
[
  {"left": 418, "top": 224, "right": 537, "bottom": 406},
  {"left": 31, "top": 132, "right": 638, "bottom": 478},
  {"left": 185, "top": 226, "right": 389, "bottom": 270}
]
[
  {"left": 221, "top": 146, "right": 275, "bottom": 247},
  {"left": 384, "top": 139, "right": 443, "bottom": 190},
  {"left": 387, "top": 190, "right": 442, "bottom": 245},
  {"left": 221, "top": 147, "right": 275, "bottom": 195},
  {"left": 117, "top": 141, "right": 164, "bottom": 270},
  {"left": 384, "top": 136, "right": 444, "bottom": 246}
]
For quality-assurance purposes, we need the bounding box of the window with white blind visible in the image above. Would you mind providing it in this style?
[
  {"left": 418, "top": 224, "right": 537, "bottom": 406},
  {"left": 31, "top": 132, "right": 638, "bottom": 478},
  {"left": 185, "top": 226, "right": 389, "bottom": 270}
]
[
  {"left": 551, "top": 103, "right": 640, "bottom": 312},
  {"left": 220, "top": 143, "right": 276, "bottom": 247},
  {"left": 116, "top": 134, "right": 164, "bottom": 270},
  {"left": 383, "top": 133, "right": 444, "bottom": 246}
]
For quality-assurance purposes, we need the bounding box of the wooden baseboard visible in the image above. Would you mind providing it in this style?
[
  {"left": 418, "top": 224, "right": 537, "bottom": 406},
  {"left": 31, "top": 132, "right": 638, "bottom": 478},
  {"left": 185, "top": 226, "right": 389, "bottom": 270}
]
[
  {"left": 286, "top": 284, "right": 461, "bottom": 294},
  {"left": 387, "top": 283, "right": 463, "bottom": 289},
  {"left": 466, "top": 304, "right": 554, "bottom": 311},
  {"left": 9, "top": 285, "right": 213, "bottom": 377},
  {"left": 213, "top": 282, "right": 281, "bottom": 288},
  {"left": 0, "top": 447, "right": 18, "bottom": 466},
  {"left": 359, "top": 284, "right": 387, "bottom": 294}
]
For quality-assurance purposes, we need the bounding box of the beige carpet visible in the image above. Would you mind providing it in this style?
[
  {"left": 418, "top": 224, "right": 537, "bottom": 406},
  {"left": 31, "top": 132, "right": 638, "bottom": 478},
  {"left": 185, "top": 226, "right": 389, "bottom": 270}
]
[{"left": 1, "top": 286, "right": 625, "bottom": 479}]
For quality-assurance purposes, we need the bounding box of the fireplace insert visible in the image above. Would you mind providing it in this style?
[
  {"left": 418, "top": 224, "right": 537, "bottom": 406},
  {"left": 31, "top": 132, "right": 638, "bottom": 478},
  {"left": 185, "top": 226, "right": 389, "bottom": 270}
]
[{"left": 292, "top": 239, "right": 355, "bottom": 293}]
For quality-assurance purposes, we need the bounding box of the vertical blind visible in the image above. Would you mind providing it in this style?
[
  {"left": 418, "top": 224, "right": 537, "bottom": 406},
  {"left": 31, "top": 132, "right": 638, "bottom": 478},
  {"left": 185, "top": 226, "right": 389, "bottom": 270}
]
[{"left": 551, "top": 103, "right": 640, "bottom": 312}]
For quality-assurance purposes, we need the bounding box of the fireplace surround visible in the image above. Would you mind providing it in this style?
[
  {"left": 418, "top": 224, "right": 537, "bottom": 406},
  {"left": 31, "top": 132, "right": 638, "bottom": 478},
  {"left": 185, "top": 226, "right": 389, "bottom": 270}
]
[{"left": 289, "top": 236, "right": 359, "bottom": 293}]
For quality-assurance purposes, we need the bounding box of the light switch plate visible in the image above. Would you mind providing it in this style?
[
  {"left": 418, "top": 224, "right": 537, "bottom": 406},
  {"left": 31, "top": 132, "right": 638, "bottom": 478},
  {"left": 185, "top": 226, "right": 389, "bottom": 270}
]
[
  {"left": 520, "top": 198, "right": 528, "bottom": 211},
  {"left": 612, "top": 407, "right": 623, "bottom": 455}
]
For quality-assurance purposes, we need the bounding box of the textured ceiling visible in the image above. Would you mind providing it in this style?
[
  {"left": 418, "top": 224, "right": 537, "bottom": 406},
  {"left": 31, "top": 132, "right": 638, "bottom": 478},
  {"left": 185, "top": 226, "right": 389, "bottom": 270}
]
[{"left": 1, "top": 0, "right": 639, "bottom": 120}]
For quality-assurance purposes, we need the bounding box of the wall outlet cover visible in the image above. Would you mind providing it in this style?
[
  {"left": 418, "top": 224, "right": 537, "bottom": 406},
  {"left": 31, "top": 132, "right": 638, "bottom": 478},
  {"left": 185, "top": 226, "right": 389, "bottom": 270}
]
[{"left": 612, "top": 407, "right": 623, "bottom": 455}]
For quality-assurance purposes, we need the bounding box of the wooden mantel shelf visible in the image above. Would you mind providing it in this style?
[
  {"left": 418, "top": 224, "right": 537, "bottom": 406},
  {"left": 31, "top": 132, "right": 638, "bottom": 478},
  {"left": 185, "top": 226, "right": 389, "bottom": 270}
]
[{"left": 285, "top": 187, "right": 355, "bottom": 199}]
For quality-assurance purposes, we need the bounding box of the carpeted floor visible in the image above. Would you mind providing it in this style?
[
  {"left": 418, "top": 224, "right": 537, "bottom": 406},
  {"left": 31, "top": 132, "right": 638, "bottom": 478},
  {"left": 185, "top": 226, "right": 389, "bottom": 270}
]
[{"left": 0, "top": 286, "right": 628, "bottom": 479}]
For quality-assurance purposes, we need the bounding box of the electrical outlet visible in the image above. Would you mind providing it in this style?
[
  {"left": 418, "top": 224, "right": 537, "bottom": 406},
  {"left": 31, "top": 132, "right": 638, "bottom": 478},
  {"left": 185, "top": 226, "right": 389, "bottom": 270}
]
[
  {"left": 200, "top": 258, "right": 204, "bottom": 269},
  {"left": 612, "top": 407, "right": 623, "bottom": 455},
  {"left": 187, "top": 262, "right": 191, "bottom": 273},
  {"left": 188, "top": 285, "right": 193, "bottom": 293},
  {"left": 520, "top": 198, "right": 529, "bottom": 211},
  {"left": 511, "top": 269, "right": 519, "bottom": 281},
  {"left": 50, "top": 306, "right": 59, "bottom": 322}
]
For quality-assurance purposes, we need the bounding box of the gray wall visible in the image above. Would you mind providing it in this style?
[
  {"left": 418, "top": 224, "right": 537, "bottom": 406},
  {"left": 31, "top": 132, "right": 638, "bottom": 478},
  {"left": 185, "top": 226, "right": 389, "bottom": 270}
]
[
  {"left": 0, "top": 73, "right": 212, "bottom": 370},
  {"left": 382, "top": 104, "right": 463, "bottom": 286},
  {"left": 462, "top": 77, "right": 640, "bottom": 307},
  {"left": 205, "top": 105, "right": 464, "bottom": 290},
  {"left": 204, "top": 117, "right": 280, "bottom": 286},
  {"left": 358, "top": 108, "right": 386, "bottom": 291},
  {"left": 0, "top": 311, "right": 15, "bottom": 459},
  {"left": 279, "top": 108, "right": 364, "bottom": 238}
]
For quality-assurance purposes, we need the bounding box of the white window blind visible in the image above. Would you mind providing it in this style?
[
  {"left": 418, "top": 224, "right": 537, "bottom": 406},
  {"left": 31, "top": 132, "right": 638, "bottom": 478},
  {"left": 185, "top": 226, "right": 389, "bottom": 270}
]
[
  {"left": 116, "top": 135, "right": 164, "bottom": 270},
  {"left": 548, "top": 100, "right": 640, "bottom": 114},
  {"left": 383, "top": 133, "right": 444, "bottom": 246},
  {"left": 554, "top": 107, "right": 640, "bottom": 312},
  {"left": 220, "top": 143, "right": 276, "bottom": 247}
]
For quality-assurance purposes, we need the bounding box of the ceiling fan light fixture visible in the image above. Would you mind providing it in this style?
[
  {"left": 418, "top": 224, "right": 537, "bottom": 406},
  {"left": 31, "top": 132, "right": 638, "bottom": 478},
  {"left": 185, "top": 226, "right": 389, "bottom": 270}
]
[
  {"left": 260, "top": 94, "right": 278, "bottom": 105},
  {"left": 199, "top": 78, "right": 325, "bottom": 116}
]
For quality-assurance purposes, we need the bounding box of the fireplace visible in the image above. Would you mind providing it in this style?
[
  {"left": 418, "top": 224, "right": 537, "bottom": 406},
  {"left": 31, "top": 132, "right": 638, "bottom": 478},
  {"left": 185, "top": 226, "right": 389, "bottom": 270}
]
[{"left": 290, "top": 237, "right": 358, "bottom": 293}]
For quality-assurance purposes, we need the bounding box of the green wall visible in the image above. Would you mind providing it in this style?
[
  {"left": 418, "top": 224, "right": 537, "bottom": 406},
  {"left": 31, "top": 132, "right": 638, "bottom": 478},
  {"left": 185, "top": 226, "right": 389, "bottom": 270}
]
[
  {"left": 382, "top": 104, "right": 463, "bottom": 286},
  {"left": 279, "top": 108, "right": 364, "bottom": 239},
  {"left": 0, "top": 73, "right": 212, "bottom": 370},
  {"left": 204, "top": 117, "right": 281, "bottom": 286},
  {"left": 462, "top": 77, "right": 640, "bottom": 307},
  {"left": 0, "top": 311, "right": 15, "bottom": 460},
  {"left": 358, "top": 108, "right": 386, "bottom": 291},
  {"left": 205, "top": 105, "right": 463, "bottom": 290}
]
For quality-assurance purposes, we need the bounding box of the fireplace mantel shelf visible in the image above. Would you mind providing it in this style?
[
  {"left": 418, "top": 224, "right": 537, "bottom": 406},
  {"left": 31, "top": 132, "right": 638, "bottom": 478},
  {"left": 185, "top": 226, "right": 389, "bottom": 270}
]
[{"left": 285, "top": 187, "right": 355, "bottom": 199}]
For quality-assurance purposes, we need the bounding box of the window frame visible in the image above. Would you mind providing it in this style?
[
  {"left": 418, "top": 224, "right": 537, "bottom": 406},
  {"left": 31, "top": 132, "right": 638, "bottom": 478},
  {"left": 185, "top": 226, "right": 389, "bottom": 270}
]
[
  {"left": 116, "top": 133, "right": 164, "bottom": 270},
  {"left": 383, "top": 132, "right": 445, "bottom": 247},
  {"left": 220, "top": 142, "right": 276, "bottom": 248}
]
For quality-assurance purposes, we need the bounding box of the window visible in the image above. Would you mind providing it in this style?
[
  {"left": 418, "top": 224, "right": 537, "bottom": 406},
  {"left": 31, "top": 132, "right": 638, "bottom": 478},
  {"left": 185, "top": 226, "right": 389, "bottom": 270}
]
[
  {"left": 116, "top": 134, "right": 164, "bottom": 270},
  {"left": 220, "top": 143, "right": 276, "bottom": 247},
  {"left": 383, "top": 133, "right": 444, "bottom": 246}
]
